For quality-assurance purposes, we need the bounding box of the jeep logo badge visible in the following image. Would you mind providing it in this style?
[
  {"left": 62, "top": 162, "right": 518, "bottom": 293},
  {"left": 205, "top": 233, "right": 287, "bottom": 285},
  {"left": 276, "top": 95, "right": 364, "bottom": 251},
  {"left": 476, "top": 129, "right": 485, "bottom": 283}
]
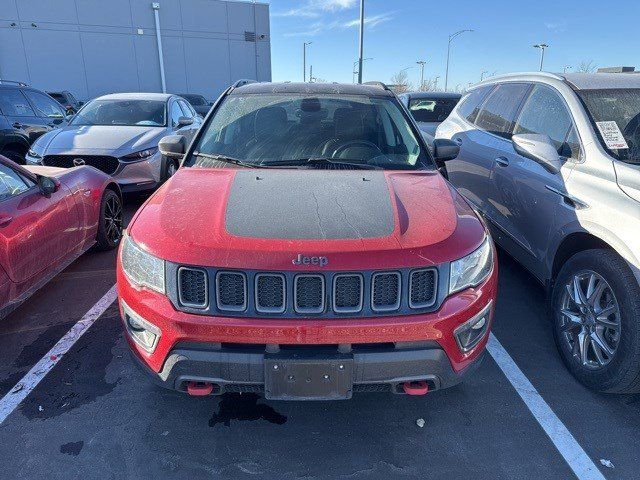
[
  {"left": 73, "top": 158, "right": 85, "bottom": 166},
  {"left": 292, "top": 254, "right": 328, "bottom": 267}
]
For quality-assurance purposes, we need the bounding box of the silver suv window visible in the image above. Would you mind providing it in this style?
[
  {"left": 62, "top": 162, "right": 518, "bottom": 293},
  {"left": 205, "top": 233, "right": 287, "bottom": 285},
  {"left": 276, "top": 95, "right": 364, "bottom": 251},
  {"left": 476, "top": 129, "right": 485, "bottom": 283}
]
[
  {"left": 474, "top": 83, "right": 530, "bottom": 139},
  {"left": 514, "top": 85, "right": 581, "bottom": 160},
  {"left": 457, "top": 86, "right": 492, "bottom": 124}
]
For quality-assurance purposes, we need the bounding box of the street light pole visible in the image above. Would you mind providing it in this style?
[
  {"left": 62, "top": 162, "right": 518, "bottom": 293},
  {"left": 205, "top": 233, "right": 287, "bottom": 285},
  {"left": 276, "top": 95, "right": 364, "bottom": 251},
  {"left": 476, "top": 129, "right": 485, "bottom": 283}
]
[
  {"left": 434, "top": 76, "right": 440, "bottom": 91},
  {"left": 303, "top": 42, "right": 312, "bottom": 82},
  {"left": 533, "top": 44, "right": 549, "bottom": 71},
  {"left": 357, "top": 0, "right": 365, "bottom": 84},
  {"left": 445, "top": 29, "right": 473, "bottom": 92},
  {"left": 563, "top": 65, "right": 572, "bottom": 73},
  {"left": 416, "top": 60, "right": 427, "bottom": 91},
  {"left": 480, "top": 70, "right": 488, "bottom": 81},
  {"left": 353, "top": 58, "right": 372, "bottom": 83}
]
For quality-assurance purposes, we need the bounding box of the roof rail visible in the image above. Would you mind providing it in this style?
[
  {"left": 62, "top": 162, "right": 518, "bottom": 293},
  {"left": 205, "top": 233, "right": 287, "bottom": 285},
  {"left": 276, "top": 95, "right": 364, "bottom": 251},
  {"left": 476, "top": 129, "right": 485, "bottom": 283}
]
[
  {"left": 479, "top": 71, "right": 565, "bottom": 83},
  {"left": 0, "top": 79, "right": 29, "bottom": 86},
  {"left": 232, "top": 78, "right": 256, "bottom": 88},
  {"left": 363, "top": 81, "right": 390, "bottom": 91}
]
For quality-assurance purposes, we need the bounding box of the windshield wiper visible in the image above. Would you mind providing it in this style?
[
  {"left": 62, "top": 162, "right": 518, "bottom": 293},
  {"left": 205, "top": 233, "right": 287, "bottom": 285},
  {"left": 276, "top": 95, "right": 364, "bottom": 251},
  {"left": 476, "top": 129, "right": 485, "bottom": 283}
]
[
  {"left": 192, "top": 152, "right": 272, "bottom": 169},
  {"left": 263, "top": 157, "right": 382, "bottom": 170}
]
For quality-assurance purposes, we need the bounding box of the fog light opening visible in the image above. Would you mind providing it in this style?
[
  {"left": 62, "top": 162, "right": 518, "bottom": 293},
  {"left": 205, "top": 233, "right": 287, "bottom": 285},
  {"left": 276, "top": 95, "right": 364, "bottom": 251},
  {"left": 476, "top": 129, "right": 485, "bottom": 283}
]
[
  {"left": 121, "top": 301, "right": 161, "bottom": 353},
  {"left": 454, "top": 302, "right": 492, "bottom": 353}
]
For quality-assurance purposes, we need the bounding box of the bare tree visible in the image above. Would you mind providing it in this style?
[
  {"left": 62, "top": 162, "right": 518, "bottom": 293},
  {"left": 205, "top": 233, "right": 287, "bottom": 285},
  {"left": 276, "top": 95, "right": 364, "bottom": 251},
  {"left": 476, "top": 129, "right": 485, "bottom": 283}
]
[
  {"left": 419, "top": 77, "right": 438, "bottom": 92},
  {"left": 390, "top": 70, "right": 414, "bottom": 93},
  {"left": 577, "top": 60, "right": 597, "bottom": 73}
]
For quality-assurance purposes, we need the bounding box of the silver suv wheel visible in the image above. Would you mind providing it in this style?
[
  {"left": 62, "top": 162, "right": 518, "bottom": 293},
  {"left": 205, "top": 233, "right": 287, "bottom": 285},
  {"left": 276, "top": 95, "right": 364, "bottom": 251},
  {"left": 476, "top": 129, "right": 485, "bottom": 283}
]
[{"left": 559, "top": 270, "right": 621, "bottom": 369}]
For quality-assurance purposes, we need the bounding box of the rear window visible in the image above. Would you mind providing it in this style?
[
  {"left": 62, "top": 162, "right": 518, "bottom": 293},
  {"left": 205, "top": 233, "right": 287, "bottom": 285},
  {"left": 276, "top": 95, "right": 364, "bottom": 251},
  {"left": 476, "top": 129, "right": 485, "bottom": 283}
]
[
  {"left": 408, "top": 97, "right": 459, "bottom": 123},
  {"left": 457, "top": 86, "right": 492, "bottom": 123},
  {"left": 474, "top": 83, "right": 530, "bottom": 138}
]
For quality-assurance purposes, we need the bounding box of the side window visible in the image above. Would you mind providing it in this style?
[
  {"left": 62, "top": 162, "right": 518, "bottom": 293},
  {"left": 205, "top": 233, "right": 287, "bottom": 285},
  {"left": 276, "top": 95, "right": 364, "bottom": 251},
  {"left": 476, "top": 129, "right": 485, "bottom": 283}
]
[
  {"left": 0, "top": 164, "right": 33, "bottom": 202},
  {"left": 474, "top": 83, "right": 530, "bottom": 138},
  {"left": 170, "top": 101, "right": 183, "bottom": 127},
  {"left": 0, "top": 89, "right": 36, "bottom": 117},
  {"left": 23, "top": 90, "right": 65, "bottom": 118},
  {"left": 514, "top": 85, "right": 581, "bottom": 159},
  {"left": 457, "top": 86, "right": 492, "bottom": 124},
  {"left": 178, "top": 100, "right": 194, "bottom": 119}
]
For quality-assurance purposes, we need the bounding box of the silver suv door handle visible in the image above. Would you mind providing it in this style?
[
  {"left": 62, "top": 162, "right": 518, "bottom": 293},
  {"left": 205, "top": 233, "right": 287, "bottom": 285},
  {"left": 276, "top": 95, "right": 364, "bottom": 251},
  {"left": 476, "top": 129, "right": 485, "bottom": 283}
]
[{"left": 495, "top": 157, "right": 509, "bottom": 167}]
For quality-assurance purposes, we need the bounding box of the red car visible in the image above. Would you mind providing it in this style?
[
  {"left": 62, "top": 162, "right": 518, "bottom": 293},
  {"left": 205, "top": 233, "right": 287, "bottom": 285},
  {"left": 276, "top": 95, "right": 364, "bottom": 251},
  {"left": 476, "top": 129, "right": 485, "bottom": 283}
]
[
  {"left": 0, "top": 156, "right": 122, "bottom": 318},
  {"left": 117, "top": 82, "right": 497, "bottom": 400}
]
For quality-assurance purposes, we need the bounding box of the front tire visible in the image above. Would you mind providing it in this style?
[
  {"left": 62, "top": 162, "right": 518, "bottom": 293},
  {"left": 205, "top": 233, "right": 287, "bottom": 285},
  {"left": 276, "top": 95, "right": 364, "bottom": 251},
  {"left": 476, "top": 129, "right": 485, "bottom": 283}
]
[
  {"left": 1, "top": 149, "right": 26, "bottom": 165},
  {"left": 95, "top": 190, "right": 123, "bottom": 251},
  {"left": 552, "top": 249, "right": 640, "bottom": 393},
  {"left": 161, "top": 157, "right": 178, "bottom": 182}
]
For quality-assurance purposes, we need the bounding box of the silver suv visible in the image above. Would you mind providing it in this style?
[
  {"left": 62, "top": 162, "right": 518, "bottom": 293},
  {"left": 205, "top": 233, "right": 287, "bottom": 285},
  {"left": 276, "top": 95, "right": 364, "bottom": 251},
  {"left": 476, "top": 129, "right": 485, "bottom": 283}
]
[{"left": 435, "top": 72, "right": 640, "bottom": 393}]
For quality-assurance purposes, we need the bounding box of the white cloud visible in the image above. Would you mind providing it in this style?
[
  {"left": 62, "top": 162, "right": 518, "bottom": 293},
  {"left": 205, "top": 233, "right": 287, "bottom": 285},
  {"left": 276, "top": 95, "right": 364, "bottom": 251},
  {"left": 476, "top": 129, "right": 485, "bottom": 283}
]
[
  {"left": 274, "top": 0, "right": 357, "bottom": 18},
  {"left": 342, "top": 12, "right": 393, "bottom": 28}
]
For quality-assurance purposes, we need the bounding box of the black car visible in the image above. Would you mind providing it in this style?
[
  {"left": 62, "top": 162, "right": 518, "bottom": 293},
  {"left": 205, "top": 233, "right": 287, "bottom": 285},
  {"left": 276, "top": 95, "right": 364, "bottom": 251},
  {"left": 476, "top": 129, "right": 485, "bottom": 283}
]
[
  {"left": 0, "top": 81, "right": 68, "bottom": 164},
  {"left": 47, "top": 90, "right": 83, "bottom": 114},
  {"left": 399, "top": 92, "right": 462, "bottom": 140},
  {"left": 178, "top": 93, "right": 212, "bottom": 116}
]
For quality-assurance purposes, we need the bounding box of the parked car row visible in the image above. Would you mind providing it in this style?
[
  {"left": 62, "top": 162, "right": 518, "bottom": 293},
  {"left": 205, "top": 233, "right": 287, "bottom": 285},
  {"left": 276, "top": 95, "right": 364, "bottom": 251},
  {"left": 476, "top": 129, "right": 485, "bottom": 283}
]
[{"left": 2, "top": 73, "right": 638, "bottom": 398}]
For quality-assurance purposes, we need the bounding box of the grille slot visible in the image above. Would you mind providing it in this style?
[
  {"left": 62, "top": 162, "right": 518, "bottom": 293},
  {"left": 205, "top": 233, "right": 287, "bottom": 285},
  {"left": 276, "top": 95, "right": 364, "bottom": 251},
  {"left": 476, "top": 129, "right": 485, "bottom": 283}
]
[
  {"left": 255, "top": 274, "right": 286, "bottom": 313},
  {"left": 294, "top": 275, "right": 325, "bottom": 314},
  {"left": 371, "top": 272, "right": 401, "bottom": 312},
  {"left": 216, "top": 271, "right": 247, "bottom": 311},
  {"left": 178, "top": 267, "right": 208, "bottom": 308},
  {"left": 333, "top": 274, "right": 364, "bottom": 313},
  {"left": 42, "top": 155, "right": 120, "bottom": 175},
  {"left": 409, "top": 269, "right": 437, "bottom": 308}
]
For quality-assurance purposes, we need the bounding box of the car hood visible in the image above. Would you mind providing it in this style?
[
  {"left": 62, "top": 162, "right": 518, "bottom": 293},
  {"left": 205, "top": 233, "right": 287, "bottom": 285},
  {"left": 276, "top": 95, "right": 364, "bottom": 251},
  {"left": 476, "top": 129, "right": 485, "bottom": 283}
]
[
  {"left": 129, "top": 168, "right": 486, "bottom": 270},
  {"left": 36, "top": 125, "right": 166, "bottom": 156}
]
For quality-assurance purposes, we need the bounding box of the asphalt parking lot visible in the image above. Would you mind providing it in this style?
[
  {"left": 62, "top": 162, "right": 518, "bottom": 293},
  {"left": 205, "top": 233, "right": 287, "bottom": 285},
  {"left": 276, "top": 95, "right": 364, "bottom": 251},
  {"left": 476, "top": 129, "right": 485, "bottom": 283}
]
[{"left": 0, "top": 197, "right": 638, "bottom": 480}]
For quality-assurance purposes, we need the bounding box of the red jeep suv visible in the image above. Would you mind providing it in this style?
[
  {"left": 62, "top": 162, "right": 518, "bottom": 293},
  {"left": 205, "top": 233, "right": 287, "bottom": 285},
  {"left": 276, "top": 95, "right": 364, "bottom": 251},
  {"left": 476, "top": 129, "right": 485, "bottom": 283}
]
[{"left": 116, "top": 82, "right": 497, "bottom": 400}]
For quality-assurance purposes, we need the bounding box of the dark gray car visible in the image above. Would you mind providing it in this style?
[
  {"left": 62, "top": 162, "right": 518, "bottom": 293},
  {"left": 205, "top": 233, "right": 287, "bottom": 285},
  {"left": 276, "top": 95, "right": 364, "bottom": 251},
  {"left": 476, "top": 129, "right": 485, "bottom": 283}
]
[
  {"left": 436, "top": 72, "right": 640, "bottom": 394},
  {"left": 178, "top": 93, "right": 212, "bottom": 117}
]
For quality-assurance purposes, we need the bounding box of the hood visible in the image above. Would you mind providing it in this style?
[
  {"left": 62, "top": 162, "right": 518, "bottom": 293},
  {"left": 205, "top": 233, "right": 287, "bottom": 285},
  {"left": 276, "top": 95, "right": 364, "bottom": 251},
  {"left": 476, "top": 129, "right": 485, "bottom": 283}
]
[
  {"left": 129, "top": 168, "right": 486, "bottom": 270},
  {"left": 614, "top": 160, "right": 640, "bottom": 203},
  {"left": 38, "top": 125, "right": 166, "bottom": 156}
]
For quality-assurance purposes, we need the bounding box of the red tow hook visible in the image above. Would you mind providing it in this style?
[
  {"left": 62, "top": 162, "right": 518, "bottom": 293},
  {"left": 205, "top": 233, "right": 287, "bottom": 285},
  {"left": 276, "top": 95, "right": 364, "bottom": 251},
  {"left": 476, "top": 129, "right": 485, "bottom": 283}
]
[
  {"left": 403, "top": 380, "right": 429, "bottom": 396},
  {"left": 186, "top": 381, "right": 214, "bottom": 396}
]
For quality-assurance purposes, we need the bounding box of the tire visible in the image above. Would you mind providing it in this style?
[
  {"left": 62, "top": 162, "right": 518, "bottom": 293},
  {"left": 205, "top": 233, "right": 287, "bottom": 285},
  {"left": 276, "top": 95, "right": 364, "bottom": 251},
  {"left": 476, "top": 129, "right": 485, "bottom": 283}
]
[
  {"left": 95, "top": 190, "right": 123, "bottom": 251},
  {"left": 161, "top": 157, "right": 178, "bottom": 182},
  {"left": 551, "top": 249, "right": 640, "bottom": 393},
  {"left": 1, "top": 149, "right": 26, "bottom": 165}
]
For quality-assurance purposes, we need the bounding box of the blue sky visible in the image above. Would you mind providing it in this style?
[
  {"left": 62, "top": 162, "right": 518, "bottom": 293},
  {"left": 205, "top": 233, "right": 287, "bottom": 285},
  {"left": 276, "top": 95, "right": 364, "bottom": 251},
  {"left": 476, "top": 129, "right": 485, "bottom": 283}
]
[{"left": 268, "top": 0, "right": 638, "bottom": 89}]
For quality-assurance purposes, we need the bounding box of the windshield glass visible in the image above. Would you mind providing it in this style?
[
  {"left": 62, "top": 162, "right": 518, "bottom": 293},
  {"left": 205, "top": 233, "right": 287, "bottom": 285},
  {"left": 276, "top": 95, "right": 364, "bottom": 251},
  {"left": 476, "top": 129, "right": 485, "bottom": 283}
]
[
  {"left": 71, "top": 99, "right": 166, "bottom": 127},
  {"left": 182, "top": 94, "right": 206, "bottom": 106},
  {"left": 186, "top": 93, "right": 430, "bottom": 170},
  {"left": 578, "top": 88, "right": 640, "bottom": 163},
  {"left": 408, "top": 97, "right": 460, "bottom": 123}
]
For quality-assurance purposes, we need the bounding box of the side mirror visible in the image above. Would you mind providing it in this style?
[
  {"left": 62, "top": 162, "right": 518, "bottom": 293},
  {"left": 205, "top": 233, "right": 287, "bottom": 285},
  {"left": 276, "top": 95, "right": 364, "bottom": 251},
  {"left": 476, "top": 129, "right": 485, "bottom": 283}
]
[
  {"left": 38, "top": 176, "right": 59, "bottom": 197},
  {"left": 158, "top": 135, "right": 186, "bottom": 159},
  {"left": 177, "top": 116, "right": 194, "bottom": 128},
  {"left": 433, "top": 138, "right": 460, "bottom": 162},
  {"left": 512, "top": 134, "right": 561, "bottom": 174}
]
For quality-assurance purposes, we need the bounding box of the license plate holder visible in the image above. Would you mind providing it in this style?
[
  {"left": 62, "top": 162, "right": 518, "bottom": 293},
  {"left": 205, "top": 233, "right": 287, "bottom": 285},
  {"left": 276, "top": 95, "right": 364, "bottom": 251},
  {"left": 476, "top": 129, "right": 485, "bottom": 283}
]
[{"left": 264, "top": 355, "right": 354, "bottom": 400}]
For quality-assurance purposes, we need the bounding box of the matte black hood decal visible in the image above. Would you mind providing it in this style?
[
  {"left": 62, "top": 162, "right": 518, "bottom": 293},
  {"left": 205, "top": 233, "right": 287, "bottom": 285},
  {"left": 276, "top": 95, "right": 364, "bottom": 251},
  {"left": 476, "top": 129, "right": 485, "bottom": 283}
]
[{"left": 225, "top": 170, "right": 395, "bottom": 239}]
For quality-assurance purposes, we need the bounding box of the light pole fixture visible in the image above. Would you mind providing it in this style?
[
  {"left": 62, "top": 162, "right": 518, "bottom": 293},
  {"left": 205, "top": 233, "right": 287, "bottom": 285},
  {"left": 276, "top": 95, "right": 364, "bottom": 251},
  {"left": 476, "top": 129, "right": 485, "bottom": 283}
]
[
  {"left": 416, "top": 60, "right": 427, "bottom": 90},
  {"left": 445, "top": 29, "right": 473, "bottom": 91},
  {"left": 303, "top": 42, "right": 312, "bottom": 82},
  {"left": 357, "top": 0, "right": 365, "bottom": 84},
  {"left": 533, "top": 44, "right": 549, "bottom": 71}
]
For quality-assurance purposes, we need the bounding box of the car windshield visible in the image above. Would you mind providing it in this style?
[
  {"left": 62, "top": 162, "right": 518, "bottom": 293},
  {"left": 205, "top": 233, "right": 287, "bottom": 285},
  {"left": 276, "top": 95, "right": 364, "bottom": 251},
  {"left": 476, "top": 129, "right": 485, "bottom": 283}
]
[
  {"left": 408, "top": 97, "right": 459, "bottom": 123},
  {"left": 577, "top": 88, "right": 640, "bottom": 164},
  {"left": 71, "top": 99, "right": 166, "bottom": 127},
  {"left": 186, "top": 93, "right": 431, "bottom": 170},
  {"left": 182, "top": 94, "right": 207, "bottom": 106},
  {"left": 49, "top": 93, "right": 65, "bottom": 103}
]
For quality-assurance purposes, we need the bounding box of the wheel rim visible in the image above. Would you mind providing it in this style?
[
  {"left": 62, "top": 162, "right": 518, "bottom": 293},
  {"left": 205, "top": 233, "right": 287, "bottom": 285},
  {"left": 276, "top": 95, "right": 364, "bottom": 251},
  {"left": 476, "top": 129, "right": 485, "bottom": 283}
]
[
  {"left": 559, "top": 270, "right": 621, "bottom": 370},
  {"left": 104, "top": 195, "right": 123, "bottom": 244}
]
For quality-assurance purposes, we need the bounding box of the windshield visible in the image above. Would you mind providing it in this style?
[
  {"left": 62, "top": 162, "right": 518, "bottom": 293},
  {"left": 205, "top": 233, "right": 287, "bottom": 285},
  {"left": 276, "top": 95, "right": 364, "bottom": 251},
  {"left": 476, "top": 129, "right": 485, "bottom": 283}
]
[
  {"left": 408, "top": 97, "right": 460, "bottom": 123},
  {"left": 578, "top": 88, "right": 640, "bottom": 163},
  {"left": 186, "top": 93, "right": 430, "bottom": 170},
  {"left": 71, "top": 99, "right": 167, "bottom": 127}
]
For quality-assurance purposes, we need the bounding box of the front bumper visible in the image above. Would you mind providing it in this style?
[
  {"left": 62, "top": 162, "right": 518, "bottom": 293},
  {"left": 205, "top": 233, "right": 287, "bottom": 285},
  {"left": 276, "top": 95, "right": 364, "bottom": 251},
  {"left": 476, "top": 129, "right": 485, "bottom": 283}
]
[
  {"left": 129, "top": 340, "right": 485, "bottom": 397},
  {"left": 113, "top": 152, "right": 163, "bottom": 192}
]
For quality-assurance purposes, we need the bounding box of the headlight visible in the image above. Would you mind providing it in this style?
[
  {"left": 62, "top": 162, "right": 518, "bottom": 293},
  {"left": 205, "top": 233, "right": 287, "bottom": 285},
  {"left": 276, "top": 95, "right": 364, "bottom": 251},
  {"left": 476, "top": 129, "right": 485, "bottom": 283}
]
[
  {"left": 121, "top": 147, "right": 158, "bottom": 162},
  {"left": 449, "top": 236, "right": 493, "bottom": 294},
  {"left": 121, "top": 232, "right": 165, "bottom": 293}
]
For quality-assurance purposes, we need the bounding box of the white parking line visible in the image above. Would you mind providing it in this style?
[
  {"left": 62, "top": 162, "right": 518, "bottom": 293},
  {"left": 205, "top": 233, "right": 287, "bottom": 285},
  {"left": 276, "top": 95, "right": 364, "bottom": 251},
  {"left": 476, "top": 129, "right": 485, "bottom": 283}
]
[
  {"left": 0, "top": 285, "right": 117, "bottom": 425},
  {"left": 487, "top": 333, "right": 605, "bottom": 480}
]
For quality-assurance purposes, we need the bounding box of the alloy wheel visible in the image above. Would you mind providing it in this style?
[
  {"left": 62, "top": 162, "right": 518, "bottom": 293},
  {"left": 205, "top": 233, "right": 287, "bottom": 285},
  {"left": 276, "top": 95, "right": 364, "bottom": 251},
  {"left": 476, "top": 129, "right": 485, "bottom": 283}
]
[
  {"left": 559, "top": 270, "right": 621, "bottom": 370},
  {"left": 104, "top": 195, "right": 123, "bottom": 244}
]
